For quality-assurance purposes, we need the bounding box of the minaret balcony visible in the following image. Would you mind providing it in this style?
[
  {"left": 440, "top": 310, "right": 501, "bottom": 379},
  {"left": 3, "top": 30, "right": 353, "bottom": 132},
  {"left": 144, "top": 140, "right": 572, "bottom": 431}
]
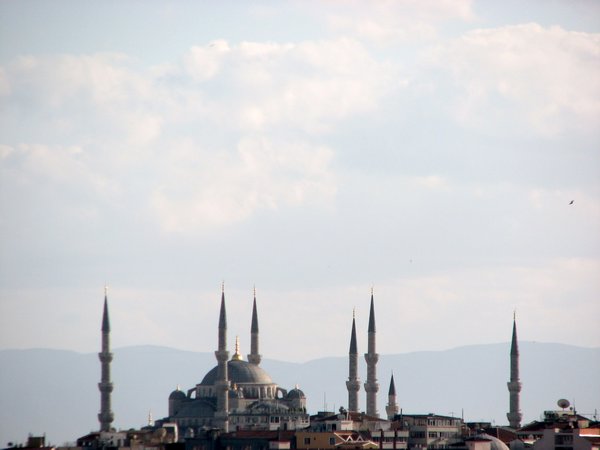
[
  {"left": 98, "top": 352, "right": 113, "bottom": 363},
  {"left": 364, "top": 353, "right": 379, "bottom": 364},
  {"left": 98, "top": 381, "right": 114, "bottom": 392}
]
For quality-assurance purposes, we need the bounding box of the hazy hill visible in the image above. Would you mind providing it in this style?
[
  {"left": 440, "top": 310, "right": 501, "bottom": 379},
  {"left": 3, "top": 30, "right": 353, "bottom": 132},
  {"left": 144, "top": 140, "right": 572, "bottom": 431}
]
[{"left": 1, "top": 342, "right": 598, "bottom": 446}]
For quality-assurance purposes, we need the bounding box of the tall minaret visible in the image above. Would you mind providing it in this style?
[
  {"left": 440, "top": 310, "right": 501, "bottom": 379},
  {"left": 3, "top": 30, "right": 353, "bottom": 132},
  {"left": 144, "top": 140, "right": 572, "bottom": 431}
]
[
  {"left": 98, "top": 287, "right": 114, "bottom": 432},
  {"left": 507, "top": 313, "right": 522, "bottom": 429},
  {"left": 386, "top": 373, "right": 399, "bottom": 420},
  {"left": 346, "top": 309, "right": 360, "bottom": 412},
  {"left": 214, "top": 284, "right": 230, "bottom": 431},
  {"left": 364, "top": 290, "right": 379, "bottom": 417},
  {"left": 247, "top": 287, "right": 261, "bottom": 365}
]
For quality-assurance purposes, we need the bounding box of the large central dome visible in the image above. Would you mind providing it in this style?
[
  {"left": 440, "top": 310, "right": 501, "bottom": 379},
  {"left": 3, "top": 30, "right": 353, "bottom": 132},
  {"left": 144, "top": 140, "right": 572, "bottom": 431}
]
[{"left": 200, "top": 360, "right": 273, "bottom": 385}]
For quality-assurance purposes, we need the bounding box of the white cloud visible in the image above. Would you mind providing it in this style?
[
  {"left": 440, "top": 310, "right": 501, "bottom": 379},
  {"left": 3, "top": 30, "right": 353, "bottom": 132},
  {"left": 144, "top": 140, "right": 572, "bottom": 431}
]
[
  {"left": 1, "top": 143, "right": 117, "bottom": 197},
  {"left": 183, "top": 39, "right": 231, "bottom": 82},
  {"left": 429, "top": 24, "right": 600, "bottom": 136},
  {"left": 150, "top": 137, "right": 336, "bottom": 233},
  {"left": 324, "top": 0, "right": 475, "bottom": 44},
  {"left": 180, "top": 38, "right": 395, "bottom": 133},
  {"left": 1, "top": 38, "right": 398, "bottom": 232}
]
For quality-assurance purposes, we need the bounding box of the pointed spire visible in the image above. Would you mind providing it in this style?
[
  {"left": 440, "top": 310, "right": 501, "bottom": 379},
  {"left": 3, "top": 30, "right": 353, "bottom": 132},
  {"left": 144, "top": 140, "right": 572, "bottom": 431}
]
[
  {"left": 102, "top": 287, "right": 110, "bottom": 332},
  {"left": 388, "top": 373, "right": 396, "bottom": 396},
  {"left": 251, "top": 287, "right": 259, "bottom": 333},
  {"left": 368, "top": 289, "right": 376, "bottom": 333},
  {"left": 386, "top": 372, "right": 399, "bottom": 420},
  {"left": 248, "top": 287, "right": 262, "bottom": 365},
  {"left": 511, "top": 314, "right": 519, "bottom": 356},
  {"left": 219, "top": 284, "right": 227, "bottom": 330},
  {"left": 349, "top": 314, "right": 357, "bottom": 354}
]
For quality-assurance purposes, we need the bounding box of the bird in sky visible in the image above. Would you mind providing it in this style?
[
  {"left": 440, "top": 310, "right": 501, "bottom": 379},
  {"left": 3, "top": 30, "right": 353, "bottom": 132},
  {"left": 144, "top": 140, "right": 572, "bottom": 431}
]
[{"left": 569, "top": 200, "right": 574, "bottom": 205}]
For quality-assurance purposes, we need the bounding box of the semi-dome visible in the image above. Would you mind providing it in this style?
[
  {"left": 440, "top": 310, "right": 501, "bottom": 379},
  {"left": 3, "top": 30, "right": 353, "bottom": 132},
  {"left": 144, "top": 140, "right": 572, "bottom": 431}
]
[{"left": 200, "top": 360, "right": 273, "bottom": 385}]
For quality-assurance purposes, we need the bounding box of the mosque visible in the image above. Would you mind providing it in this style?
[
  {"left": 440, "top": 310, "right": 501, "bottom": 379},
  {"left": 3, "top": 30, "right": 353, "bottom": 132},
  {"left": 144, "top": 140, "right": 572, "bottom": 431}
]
[
  {"left": 95, "top": 285, "right": 523, "bottom": 440},
  {"left": 97, "top": 287, "right": 310, "bottom": 438}
]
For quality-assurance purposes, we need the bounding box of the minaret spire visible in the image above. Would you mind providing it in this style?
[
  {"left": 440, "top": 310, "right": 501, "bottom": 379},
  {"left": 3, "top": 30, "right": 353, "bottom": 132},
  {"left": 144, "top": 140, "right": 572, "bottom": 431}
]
[
  {"left": 215, "top": 284, "right": 230, "bottom": 431},
  {"left": 346, "top": 310, "right": 360, "bottom": 412},
  {"left": 247, "top": 287, "right": 262, "bottom": 365},
  {"left": 507, "top": 314, "right": 522, "bottom": 429},
  {"left": 98, "top": 287, "right": 114, "bottom": 432},
  {"left": 386, "top": 373, "right": 399, "bottom": 420},
  {"left": 364, "top": 290, "right": 379, "bottom": 417}
]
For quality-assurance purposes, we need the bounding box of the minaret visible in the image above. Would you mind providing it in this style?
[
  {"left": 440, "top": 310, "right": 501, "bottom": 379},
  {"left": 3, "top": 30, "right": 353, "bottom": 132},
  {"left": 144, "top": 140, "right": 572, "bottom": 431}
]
[
  {"left": 214, "top": 283, "right": 230, "bottom": 431},
  {"left": 507, "top": 313, "right": 522, "bottom": 429},
  {"left": 386, "top": 373, "right": 399, "bottom": 420},
  {"left": 247, "top": 287, "right": 261, "bottom": 365},
  {"left": 98, "top": 287, "right": 114, "bottom": 432},
  {"left": 364, "top": 289, "right": 379, "bottom": 417},
  {"left": 346, "top": 309, "right": 360, "bottom": 412}
]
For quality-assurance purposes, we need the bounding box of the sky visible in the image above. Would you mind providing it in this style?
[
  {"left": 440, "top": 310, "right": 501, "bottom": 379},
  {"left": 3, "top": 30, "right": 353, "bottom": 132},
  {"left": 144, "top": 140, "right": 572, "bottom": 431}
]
[{"left": 0, "top": 0, "right": 599, "bottom": 365}]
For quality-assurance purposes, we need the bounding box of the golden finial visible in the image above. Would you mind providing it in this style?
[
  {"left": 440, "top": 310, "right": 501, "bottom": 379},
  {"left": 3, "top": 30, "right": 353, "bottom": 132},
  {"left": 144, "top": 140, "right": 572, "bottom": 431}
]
[
  {"left": 232, "top": 336, "right": 242, "bottom": 360},
  {"left": 148, "top": 409, "right": 153, "bottom": 426},
  {"left": 222, "top": 280, "right": 225, "bottom": 293},
  {"left": 176, "top": 384, "right": 180, "bottom": 391},
  {"left": 513, "top": 309, "right": 516, "bottom": 321},
  {"left": 353, "top": 307, "right": 355, "bottom": 319},
  {"left": 371, "top": 285, "right": 374, "bottom": 296},
  {"left": 104, "top": 284, "right": 108, "bottom": 297}
]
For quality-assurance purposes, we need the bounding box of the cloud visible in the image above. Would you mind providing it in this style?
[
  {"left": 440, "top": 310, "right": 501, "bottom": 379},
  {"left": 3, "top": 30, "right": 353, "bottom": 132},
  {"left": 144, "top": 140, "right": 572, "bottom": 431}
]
[
  {"left": 323, "top": 0, "right": 475, "bottom": 44},
  {"left": 183, "top": 39, "right": 231, "bottom": 82},
  {"left": 149, "top": 137, "right": 336, "bottom": 232},
  {"left": 429, "top": 24, "right": 600, "bottom": 136},
  {"left": 0, "top": 38, "right": 397, "bottom": 233},
  {"left": 176, "top": 38, "right": 395, "bottom": 133}
]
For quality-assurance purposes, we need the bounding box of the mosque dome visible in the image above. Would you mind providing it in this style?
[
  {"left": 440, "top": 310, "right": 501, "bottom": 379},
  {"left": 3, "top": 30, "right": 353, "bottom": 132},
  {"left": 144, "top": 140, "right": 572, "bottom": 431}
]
[
  {"left": 287, "top": 387, "right": 305, "bottom": 399},
  {"left": 200, "top": 360, "right": 273, "bottom": 386},
  {"left": 169, "top": 389, "right": 186, "bottom": 400}
]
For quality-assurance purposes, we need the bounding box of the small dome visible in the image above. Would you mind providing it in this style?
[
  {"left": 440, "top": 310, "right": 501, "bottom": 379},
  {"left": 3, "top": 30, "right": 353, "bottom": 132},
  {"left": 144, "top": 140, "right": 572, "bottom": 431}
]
[
  {"left": 474, "top": 434, "right": 510, "bottom": 450},
  {"left": 201, "top": 360, "right": 273, "bottom": 385},
  {"left": 287, "top": 388, "right": 305, "bottom": 399},
  {"left": 169, "top": 389, "right": 186, "bottom": 400}
]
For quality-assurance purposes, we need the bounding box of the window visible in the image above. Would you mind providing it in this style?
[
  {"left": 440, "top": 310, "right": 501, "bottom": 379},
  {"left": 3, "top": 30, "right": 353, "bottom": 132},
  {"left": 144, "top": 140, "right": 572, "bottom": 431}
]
[
  {"left": 330, "top": 437, "right": 336, "bottom": 445},
  {"left": 304, "top": 438, "right": 311, "bottom": 445}
]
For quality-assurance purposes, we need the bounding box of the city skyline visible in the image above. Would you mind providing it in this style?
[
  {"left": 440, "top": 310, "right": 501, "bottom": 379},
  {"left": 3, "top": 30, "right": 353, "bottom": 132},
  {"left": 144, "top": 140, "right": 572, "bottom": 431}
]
[{"left": 1, "top": 0, "right": 599, "bottom": 362}]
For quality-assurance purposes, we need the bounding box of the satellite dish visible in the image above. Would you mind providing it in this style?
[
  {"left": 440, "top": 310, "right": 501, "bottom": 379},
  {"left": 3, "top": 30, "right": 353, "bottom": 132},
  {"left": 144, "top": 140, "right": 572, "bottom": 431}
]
[{"left": 557, "top": 399, "right": 570, "bottom": 409}]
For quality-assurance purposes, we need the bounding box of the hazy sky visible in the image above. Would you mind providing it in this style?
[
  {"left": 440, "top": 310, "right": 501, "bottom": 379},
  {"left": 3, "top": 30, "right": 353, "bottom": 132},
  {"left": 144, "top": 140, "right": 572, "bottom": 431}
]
[{"left": 0, "top": 0, "right": 599, "bottom": 363}]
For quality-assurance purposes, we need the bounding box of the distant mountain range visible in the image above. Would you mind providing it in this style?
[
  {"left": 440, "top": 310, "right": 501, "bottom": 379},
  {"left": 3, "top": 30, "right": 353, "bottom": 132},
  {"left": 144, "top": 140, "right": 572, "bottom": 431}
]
[{"left": 1, "top": 342, "right": 598, "bottom": 446}]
